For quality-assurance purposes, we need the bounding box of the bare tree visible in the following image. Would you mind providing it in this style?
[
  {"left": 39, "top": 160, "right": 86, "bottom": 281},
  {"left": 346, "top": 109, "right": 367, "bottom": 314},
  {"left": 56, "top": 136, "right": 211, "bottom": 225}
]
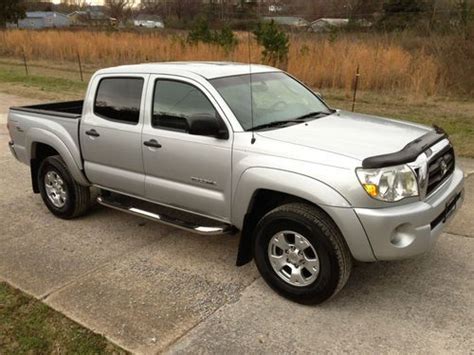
[
  {"left": 105, "top": 0, "right": 135, "bottom": 21},
  {"left": 170, "top": 0, "right": 200, "bottom": 20},
  {"left": 279, "top": 0, "right": 383, "bottom": 20},
  {"left": 0, "top": 0, "right": 25, "bottom": 27},
  {"left": 61, "top": 0, "right": 87, "bottom": 5}
]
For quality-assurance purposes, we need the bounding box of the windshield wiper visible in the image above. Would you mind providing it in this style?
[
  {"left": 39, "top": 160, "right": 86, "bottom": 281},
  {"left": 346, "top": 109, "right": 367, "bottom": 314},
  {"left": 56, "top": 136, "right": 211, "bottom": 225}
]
[
  {"left": 249, "top": 119, "right": 304, "bottom": 131},
  {"left": 249, "top": 111, "right": 334, "bottom": 132},
  {"left": 293, "top": 111, "right": 332, "bottom": 121}
]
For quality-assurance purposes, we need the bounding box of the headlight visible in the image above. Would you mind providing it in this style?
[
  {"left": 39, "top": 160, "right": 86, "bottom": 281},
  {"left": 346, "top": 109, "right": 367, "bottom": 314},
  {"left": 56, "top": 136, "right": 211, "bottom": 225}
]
[{"left": 356, "top": 164, "right": 419, "bottom": 202}]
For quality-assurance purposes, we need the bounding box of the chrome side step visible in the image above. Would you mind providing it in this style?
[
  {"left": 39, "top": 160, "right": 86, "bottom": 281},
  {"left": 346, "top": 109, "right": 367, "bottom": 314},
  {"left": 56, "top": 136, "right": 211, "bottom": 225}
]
[{"left": 97, "top": 194, "right": 234, "bottom": 235}]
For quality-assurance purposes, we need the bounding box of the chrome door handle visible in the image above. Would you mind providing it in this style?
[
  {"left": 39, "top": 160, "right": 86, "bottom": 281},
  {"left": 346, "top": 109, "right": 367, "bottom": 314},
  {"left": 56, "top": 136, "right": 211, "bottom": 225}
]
[
  {"left": 143, "top": 139, "right": 162, "bottom": 148},
  {"left": 85, "top": 129, "right": 100, "bottom": 137}
]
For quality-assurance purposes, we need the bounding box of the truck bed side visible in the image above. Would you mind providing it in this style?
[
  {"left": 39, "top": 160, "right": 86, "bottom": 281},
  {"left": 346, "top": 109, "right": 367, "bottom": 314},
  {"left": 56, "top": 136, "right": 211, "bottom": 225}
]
[
  {"left": 8, "top": 100, "right": 89, "bottom": 186},
  {"left": 11, "top": 100, "right": 84, "bottom": 118}
]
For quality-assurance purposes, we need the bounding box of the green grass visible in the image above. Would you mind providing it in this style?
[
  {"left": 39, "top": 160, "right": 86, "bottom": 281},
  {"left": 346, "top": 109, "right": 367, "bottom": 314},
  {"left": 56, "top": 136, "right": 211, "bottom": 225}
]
[
  {"left": 0, "top": 282, "right": 126, "bottom": 354},
  {"left": 0, "top": 67, "right": 87, "bottom": 96},
  {"left": 0, "top": 58, "right": 473, "bottom": 157},
  {"left": 325, "top": 90, "right": 474, "bottom": 157}
]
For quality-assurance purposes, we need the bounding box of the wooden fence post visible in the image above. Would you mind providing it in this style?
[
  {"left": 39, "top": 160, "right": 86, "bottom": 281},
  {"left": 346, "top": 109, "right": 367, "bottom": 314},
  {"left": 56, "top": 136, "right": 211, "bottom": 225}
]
[
  {"left": 352, "top": 64, "right": 360, "bottom": 112},
  {"left": 22, "top": 48, "right": 29, "bottom": 76},
  {"left": 77, "top": 52, "right": 84, "bottom": 82}
]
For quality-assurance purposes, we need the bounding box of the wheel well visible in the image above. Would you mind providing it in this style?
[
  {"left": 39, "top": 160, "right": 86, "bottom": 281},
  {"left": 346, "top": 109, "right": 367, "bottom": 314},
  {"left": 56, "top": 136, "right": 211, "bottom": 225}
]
[
  {"left": 236, "top": 189, "right": 310, "bottom": 266},
  {"left": 30, "top": 143, "right": 59, "bottom": 193},
  {"left": 248, "top": 189, "right": 307, "bottom": 221}
]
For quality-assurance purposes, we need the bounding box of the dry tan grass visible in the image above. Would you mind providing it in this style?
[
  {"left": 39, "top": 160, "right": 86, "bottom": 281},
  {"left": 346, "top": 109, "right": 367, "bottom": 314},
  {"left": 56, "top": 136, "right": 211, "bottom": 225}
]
[{"left": 0, "top": 29, "right": 444, "bottom": 96}]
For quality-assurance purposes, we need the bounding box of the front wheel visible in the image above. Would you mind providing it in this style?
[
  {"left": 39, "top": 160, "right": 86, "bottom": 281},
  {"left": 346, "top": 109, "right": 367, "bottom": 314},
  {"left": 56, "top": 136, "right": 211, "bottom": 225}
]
[
  {"left": 38, "top": 155, "right": 91, "bottom": 219},
  {"left": 254, "top": 203, "right": 352, "bottom": 304}
]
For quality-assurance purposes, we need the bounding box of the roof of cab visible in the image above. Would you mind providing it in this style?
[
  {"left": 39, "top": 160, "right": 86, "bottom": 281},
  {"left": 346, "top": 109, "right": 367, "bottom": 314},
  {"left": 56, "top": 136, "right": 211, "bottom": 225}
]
[{"left": 96, "top": 61, "right": 280, "bottom": 80}]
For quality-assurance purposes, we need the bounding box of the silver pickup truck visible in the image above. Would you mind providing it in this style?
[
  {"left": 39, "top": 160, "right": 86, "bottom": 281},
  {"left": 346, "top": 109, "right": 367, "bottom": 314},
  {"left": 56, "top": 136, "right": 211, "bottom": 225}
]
[{"left": 7, "top": 62, "right": 465, "bottom": 304}]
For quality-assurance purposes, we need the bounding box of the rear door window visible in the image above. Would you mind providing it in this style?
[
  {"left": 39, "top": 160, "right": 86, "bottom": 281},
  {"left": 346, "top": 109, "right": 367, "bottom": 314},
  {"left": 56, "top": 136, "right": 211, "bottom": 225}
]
[{"left": 94, "top": 77, "right": 144, "bottom": 124}]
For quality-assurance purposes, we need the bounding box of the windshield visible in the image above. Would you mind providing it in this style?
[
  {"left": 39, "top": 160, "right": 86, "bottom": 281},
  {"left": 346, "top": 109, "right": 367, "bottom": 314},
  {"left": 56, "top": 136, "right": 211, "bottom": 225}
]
[{"left": 210, "top": 72, "right": 331, "bottom": 131}]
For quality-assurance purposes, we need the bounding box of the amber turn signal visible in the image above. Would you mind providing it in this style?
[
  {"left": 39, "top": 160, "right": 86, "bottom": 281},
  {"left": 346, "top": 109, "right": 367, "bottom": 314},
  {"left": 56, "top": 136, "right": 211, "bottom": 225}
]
[{"left": 363, "top": 184, "right": 378, "bottom": 197}]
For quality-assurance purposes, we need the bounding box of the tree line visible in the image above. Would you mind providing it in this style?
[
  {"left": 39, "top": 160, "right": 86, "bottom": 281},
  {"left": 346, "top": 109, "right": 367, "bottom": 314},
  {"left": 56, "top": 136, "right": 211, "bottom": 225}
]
[{"left": 1, "top": 0, "right": 473, "bottom": 32}]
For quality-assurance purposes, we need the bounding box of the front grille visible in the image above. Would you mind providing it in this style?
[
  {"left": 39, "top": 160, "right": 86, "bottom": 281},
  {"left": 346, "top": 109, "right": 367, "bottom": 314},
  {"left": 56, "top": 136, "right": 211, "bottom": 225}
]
[{"left": 426, "top": 145, "right": 455, "bottom": 195}]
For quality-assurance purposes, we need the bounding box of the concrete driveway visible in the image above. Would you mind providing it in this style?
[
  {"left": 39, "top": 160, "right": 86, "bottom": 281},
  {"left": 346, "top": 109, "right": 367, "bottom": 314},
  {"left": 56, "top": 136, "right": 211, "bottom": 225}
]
[{"left": 0, "top": 93, "right": 473, "bottom": 354}]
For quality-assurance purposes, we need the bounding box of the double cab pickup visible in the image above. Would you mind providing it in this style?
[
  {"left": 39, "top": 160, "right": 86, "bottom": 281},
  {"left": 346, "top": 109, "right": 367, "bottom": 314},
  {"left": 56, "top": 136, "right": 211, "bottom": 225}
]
[{"left": 7, "top": 62, "right": 464, "bottom": 303}]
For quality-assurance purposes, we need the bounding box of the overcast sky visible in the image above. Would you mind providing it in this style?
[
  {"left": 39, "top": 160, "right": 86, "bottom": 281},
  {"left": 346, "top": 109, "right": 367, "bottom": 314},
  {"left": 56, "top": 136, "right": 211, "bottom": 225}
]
[{"left": 51, "top": 0, "right": 106, "bottom": 5}]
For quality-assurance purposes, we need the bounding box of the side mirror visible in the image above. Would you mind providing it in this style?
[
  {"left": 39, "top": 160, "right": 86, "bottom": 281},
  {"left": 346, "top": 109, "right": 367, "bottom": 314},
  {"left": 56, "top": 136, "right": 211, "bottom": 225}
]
[{"left": 187, "top": 113, "right": 228, "bottom": 139}]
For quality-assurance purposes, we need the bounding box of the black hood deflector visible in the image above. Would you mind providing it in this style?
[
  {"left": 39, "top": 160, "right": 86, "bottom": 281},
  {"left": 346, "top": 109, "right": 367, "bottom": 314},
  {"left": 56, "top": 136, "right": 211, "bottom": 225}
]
[{"left": 362, "top": 128, "right": 448, "bottom": 169}]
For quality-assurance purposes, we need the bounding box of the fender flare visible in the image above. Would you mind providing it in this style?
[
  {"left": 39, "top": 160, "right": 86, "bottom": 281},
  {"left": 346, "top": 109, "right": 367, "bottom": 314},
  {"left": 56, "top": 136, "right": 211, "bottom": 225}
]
[
  {"left": 232, "top": 167, "right": 351, "bottom": 229},
  {"left": 27, "top": 128, "right": 90, "bottom": 186}
]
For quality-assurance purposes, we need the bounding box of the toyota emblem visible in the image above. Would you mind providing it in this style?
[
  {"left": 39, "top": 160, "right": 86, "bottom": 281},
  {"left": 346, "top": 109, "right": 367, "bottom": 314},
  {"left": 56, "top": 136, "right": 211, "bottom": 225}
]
[{"left": 440, "top": 158, "right": 448, "bottom": 177}]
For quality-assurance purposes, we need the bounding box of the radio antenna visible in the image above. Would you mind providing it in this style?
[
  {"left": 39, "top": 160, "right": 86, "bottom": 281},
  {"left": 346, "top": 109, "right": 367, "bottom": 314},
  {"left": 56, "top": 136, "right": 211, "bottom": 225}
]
[{"left": 248, "top": 31, "right": 256, "bottom": 144}]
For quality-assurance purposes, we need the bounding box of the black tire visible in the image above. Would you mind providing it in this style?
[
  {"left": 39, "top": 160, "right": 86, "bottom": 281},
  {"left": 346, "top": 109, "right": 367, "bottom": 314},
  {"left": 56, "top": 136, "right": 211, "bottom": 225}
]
[
  {"left": 253, "top": 203, "right": 352, "bottom": 304},
  {"left": 38, "top": 155, "right": 91, "bottom": 219}
]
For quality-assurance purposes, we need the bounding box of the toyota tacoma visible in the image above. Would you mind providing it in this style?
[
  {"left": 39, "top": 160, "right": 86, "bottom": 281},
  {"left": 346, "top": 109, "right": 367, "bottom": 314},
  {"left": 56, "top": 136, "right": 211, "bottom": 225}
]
[{"left": 7, "top": 62, "right": 465, "bottom": 304}]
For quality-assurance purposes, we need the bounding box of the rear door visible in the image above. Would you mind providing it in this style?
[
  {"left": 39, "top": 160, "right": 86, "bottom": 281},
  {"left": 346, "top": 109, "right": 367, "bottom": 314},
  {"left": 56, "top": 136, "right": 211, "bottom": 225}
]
[
  {"left": 141, "top": 76, "right": 233, "bottom": 221},
  {"left": 80, "top": 75, "right": 148, "bottom": 196}
]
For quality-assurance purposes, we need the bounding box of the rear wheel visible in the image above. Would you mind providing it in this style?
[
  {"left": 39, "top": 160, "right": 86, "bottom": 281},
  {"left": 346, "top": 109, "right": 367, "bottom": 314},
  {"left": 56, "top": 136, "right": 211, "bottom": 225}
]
[
  {"left": 38, "top": 155, "right": 91, "bottom": 219},
  {"left": 253, "top": 203, "right": 352, "bottom": 304}
]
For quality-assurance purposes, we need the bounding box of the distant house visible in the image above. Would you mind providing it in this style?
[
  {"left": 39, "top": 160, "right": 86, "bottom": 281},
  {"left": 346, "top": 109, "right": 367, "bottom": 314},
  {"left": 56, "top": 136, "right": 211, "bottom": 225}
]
[
  {"left": 14, "top": 11, "right": 70, "bottom": 29},
  {"left": 68, "top": 7, "right": 117, "bottom": 27},
  {"left": 263, "top": 16, "right": 309, "bottom": 29},
  {"left": 133, "top": 15, "right": 164, "bottom": 29},
  {"left": 308, "top": 18, "right": 349, "bottom": 32},
  {"left": 268, "top": 4, "right": 283, "bottom": 13},
  {"left": 68, "top": 11, "right": 88, "bottom": 26}
]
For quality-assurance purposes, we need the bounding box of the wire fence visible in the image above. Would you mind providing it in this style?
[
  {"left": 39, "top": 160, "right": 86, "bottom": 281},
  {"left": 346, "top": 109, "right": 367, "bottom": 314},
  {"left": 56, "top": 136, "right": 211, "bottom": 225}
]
[
  {"left": 1, "top": 27, "right": 450, "bottom": 95},
  {"left": 1, "top": 56, "right": 97, "bottom": 81},
  {"left": 3, "top": 51, "right": 366, "bottom": 111}
]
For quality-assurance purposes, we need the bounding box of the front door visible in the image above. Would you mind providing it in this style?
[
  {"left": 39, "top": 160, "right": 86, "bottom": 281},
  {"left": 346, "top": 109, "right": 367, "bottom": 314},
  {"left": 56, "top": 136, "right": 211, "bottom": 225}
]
[
  {"left": 141, "top": 77, "right": 232, "bottom": 221},
  {"left": 80, "top": 75, "right": 148, "bottom": 196}
]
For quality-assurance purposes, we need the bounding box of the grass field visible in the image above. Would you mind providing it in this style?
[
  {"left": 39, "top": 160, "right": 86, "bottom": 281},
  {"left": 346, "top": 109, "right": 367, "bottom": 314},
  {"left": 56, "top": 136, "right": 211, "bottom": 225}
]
[
  {"left": 0, "top": 282, "right": 126, "bottom": 354},
  {"left": 0, "top": 29, "right": 451, "bottom": 96},
  {"left": 0, "top": 58, "right": 473, "bottom": 157}
]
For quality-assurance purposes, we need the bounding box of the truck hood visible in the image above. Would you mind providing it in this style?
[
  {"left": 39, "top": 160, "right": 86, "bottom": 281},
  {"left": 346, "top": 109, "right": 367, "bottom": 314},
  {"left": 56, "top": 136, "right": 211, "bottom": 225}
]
[{"left": 256, "top": 110, "right": 432, "bottom": 161}]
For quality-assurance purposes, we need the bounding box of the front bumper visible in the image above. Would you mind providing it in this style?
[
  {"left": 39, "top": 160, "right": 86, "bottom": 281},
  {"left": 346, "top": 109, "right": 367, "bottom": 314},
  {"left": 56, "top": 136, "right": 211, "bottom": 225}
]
[{"left": 354, "top": 167, "right": 464, "bottom": 261}]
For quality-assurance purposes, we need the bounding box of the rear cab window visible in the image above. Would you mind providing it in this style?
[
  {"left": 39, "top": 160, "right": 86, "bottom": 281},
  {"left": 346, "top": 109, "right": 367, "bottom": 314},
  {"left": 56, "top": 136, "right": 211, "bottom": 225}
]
[{"left": 94, "top": 77, "right": 144, "bottom": 124}]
